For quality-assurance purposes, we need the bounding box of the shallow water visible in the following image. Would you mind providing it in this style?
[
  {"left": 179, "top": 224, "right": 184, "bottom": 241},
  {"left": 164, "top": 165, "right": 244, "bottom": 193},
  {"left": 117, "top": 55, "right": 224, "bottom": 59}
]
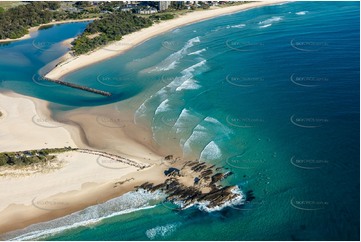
[{"left": 0, "top": 2, "right": 359, "bottom": 240}]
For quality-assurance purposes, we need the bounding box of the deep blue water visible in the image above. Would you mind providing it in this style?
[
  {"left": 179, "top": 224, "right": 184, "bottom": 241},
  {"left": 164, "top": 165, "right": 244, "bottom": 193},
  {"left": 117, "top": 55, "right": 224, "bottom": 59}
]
[{"left": 0, "top": 1, "right": 359, "bottom": 241}]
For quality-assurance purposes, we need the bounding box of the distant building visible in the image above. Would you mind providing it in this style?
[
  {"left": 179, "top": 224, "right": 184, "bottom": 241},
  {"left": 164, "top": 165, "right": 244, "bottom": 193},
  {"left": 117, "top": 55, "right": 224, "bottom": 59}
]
[
  {"left": 158, "top": 1, "right": 171, "bottom": 11},
  {"left": 137, "top": 7, "right": 158, "bottom": 14},
  {"left": 120, "top": 7, "right": 133, "bottom": 12}
]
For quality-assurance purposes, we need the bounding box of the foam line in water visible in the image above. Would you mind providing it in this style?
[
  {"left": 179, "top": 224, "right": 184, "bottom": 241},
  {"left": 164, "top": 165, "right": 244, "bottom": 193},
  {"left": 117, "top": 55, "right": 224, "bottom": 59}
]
[
  {"left": 182, "top": 124, "right": 211, "bottom": 156},
  {"left": 188, "top": 48, "right": 206, "bottom": 56},
  {"left": 145, "top": 222, "right": 182, "bottom": 240},
  {"left": 230, "top": 23, "right": 246, "bottom": 28},
  {"left": 150, "top": 36, "right": 200, "bottom": 72},
  {"left": 5, "top": 189, "right": 165, "bottom": 241},
  {"left": 196, "top": 186, "right": 245, "bottom": 212},
  {"left": 199, "top": 140, "right": 222, "bottom": 162},
  {"left": 258, "top": 16, "right": 283, "bottom": 25},
  {"left": 171, "top": 108, "right": 202, "bottom": 133},
  {"left": 154, "top": 99, "right": 171, "bottom": 116},
  {"left": 172, "top": 186, "right": 245, "bottom": 212},
  {"left": 136, "top": 58, "right": 207, "bottom": 126},
  {"left": 204, "top": 116, "right": 233, "bottom": 137},
  {"left": 259, "top": 24, "right": 272, "bottom": 28}
]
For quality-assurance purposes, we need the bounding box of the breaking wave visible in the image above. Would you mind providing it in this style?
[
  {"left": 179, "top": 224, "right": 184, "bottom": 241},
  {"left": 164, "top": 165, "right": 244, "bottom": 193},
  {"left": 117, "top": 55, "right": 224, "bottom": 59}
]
[
  {"left": 145, "top": 222, "right": 181, "bottom": 240},
  {"left": 4, "top": 190, "right": 165, "bottom": 241}
]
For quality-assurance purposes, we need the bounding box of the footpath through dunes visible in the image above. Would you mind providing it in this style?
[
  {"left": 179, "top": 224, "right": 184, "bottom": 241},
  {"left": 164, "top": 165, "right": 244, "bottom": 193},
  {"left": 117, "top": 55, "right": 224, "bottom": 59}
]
[
  {"left": 77, "top": 148, "right": 150, "bottom": 169},
  {"left": 41, "top": 76, "right": 112, "bottom": 97},
  {"left": 0, "top": 147, "right": 245, "bottom": 237}
]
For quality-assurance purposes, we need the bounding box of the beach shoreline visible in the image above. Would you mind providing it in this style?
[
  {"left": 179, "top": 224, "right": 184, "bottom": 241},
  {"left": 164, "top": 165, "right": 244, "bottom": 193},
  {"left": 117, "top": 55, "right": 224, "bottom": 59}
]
[
  {"left": 0, "top": 18, "right": 96, "bottom": 43},
  {"left": 0, "top": 1, "right": 289, "bottom": 237},
  {"left": 0, "top": 91, "right": 165, "bottom": 236},
  {"left": 45, "top": 0, "right": 288, "bottom": 80}
]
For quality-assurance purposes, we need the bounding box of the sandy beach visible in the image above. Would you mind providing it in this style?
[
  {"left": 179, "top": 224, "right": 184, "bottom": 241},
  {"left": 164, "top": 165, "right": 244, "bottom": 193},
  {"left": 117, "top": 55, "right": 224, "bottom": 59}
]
[
  {"left": 0, "top": 1, "right": 288, "bottom": 236},
  {"left": 0, "top": 92, "right": 165, "bottom": 235},
  {"left": 0, "top": 92, "right": 76, "bottom": 151},
  {"left": 45, "top": 1, "right": 287, "bottom": 80}
]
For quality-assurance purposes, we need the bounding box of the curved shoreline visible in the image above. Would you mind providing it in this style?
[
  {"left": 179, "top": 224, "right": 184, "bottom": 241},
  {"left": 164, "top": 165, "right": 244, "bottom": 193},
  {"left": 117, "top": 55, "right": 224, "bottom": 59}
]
[
  {"left": 0, "top": 1, "right": 289, "bottom": 236},
  {"left": 0, "top": 91, "right": 164, "bottom": 235},
  {"left": 45, "top": 0, "right": 288, "bottom": 80},
  {"left": 0, "top": 18, "right": 97, "bottom": 44}
]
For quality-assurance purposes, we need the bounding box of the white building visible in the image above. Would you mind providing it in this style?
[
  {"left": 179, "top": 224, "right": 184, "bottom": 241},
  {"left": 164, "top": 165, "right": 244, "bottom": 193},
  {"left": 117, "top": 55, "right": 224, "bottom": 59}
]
[
  {"left": 158, "top": 1, "right": 171, "bottom": 11},
  {"left": 138, "top": 7, "right": 158, "bottom": 14}
]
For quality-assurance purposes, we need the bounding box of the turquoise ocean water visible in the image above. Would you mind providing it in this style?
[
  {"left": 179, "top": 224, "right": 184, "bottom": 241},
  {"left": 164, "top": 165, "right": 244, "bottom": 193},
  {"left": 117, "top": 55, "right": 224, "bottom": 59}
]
[{"left": 0, "top": 2, "right": 359, "bottom": 240}]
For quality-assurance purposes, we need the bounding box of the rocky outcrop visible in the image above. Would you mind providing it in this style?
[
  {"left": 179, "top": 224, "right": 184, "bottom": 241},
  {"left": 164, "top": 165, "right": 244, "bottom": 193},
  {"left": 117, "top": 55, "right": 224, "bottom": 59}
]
[{"left": 136, "top": 158, "right": 244, "bottom": 211}]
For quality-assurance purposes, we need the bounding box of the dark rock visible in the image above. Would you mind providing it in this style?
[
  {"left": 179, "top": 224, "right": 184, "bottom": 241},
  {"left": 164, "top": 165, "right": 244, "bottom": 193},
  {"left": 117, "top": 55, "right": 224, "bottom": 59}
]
[
  {"left": 164, "top": 155, "right": 173, "bottom": 160},
  {"left": 246, "top": 190, "right": 255, "bottom": 202},
  {"left": 211, "top": 173, "right": 225, "bottom": 184},
  {"left": 164, "top": 167, "right": 180, "bottom": 176}
]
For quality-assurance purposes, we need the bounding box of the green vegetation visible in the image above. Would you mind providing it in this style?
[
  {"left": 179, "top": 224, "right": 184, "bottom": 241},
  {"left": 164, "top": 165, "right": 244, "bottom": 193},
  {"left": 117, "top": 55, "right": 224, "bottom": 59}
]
[
  {"left": 71, "top": 12, "right": 152, "bottom": 55},
  {"left": 0, "top": 1, "right": 27, "bottom": 11},
  {"left": 0, "top": 2, "right": 98, "bottom": 40},
  {"left": 149, "top": 13, "right": 174, "bottom": 21},
  {"left": 0, "top": 147, "right": 76, "bottom": 167}
]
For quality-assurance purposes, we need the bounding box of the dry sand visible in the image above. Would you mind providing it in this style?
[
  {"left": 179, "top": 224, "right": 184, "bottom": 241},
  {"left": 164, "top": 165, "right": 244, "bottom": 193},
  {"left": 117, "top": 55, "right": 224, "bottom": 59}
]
[
  {"left": 0, "top": 91, "right": 76, "bottom": 151},
  {"left": 0, "top": 92, "right": 165, "bottom": 235},
  {"left": 0, "top": 1, "right": 288, "bottom": 236},
  {"left": 45, "top": 1, "right": 288, "bottom": 80}
]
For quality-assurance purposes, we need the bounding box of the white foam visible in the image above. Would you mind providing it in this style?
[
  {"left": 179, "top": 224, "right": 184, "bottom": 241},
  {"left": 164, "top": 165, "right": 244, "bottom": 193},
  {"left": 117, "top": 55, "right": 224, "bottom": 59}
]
[
  {"left": 188, "top": 48, "right": 206, "bottom": 56},
  {"left": 137, "top": 58, "right": 207, "bottom": 125},
  {"left": 199, "top": 140, "right": 222, "bottom": 161},
  {"left": 5, "top": 190, "right": 165, "bottom": 241},
  {"left": 176, "top": 78, "right": 201, "bottom": 91},
  {"left": 162, "top": 60, "right": 179, "bottom": 71},
  {"left": 134, "top": 86, "right": 170, "bottom": 124},
  {"left": 171, "top": 108, "right": 202, "bottom": 136},
  {"left": 182, "top": 123, "right": 210, "bottom": 155},
  {"left": 151, "top": 36, "right": 201, "bottom": 72},
  {"left": 296, "top": 11, "right": 308, "bottom": 15},
  {"left": 230, "top": 23, "right": 246, "bottom": 28},
  {"left": 196, "top": 186, "right": 245, "bottom": 212},
  {"left": 259, "top": 24, "right": 272, "bottom": 28},
  {"left": 171, "top": 186, "right": 245, "bottom": 212},
  {"left": 204, "top": 116, "right": 233, "bottom": 137},
  {"left": 145, "top": 222, "right": 181, "bottom": 240},
  {"left": 172, "top": 59, "right": 206, "bottom": 92},
  {"left": 154, "top": 99, "right": 171, "bottom": 116},
  {"left": 180, "top": 59, "right": 207, "bottom": 78},
  {"left": 172, "top": 108, "right": 194, "bottom": 129},
  {"left": 135, "top": 102, "right": 148, "bottom": 118},
  {"left": 258, "top": 16, "right": 283, "bottom": 25},
  {"left": 203, "top": 116, "right": 220, "bottom": 125},
  {"left": 213, "top": 23, "right": 245, "bottom": 32}
]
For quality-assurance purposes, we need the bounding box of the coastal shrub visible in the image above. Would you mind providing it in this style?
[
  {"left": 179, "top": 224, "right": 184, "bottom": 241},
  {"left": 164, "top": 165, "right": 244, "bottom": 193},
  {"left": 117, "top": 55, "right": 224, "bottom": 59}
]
[
  {"left": 149, "top": 14, "right": 174, "bottom": 21},
  {"left": 71, "top": 12, "right": 153, "bottom": 55},
  {"left": 0, "top": 153, "right": 7, "bottom": 166},
  {"left": 0, "top": 147, "right": 75, "bottom": 167},
  {"left": 0, "top": 2, "right": 92, "bottom": 40}
]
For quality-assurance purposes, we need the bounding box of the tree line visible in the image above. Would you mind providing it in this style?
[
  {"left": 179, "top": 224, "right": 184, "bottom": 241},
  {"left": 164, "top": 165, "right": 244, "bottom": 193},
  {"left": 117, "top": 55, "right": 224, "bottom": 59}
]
[
  {"left": 0, "top": 2, "right": 88, "bottom": 39},
  {"left": 71, "top": 12, "right": 153, "bottom": 55}
]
